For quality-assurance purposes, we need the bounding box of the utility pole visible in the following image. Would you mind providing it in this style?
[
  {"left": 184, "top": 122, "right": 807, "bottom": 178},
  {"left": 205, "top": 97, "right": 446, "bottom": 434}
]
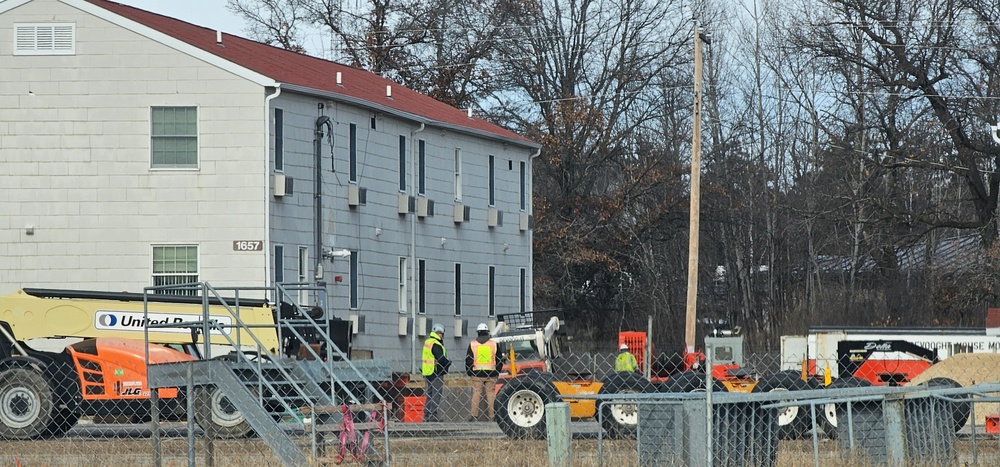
[{"left": 684, "top": 24, "right": 705, "bottom": 358}]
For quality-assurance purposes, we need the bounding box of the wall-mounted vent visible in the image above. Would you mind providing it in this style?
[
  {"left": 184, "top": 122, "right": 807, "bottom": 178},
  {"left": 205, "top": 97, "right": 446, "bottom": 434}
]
[
  {"left": 348, "top": 185, "right": 367, "bottom": 207},
  {"left": 453, "top": 319, "right": 468, "bottom": 338},
  {"left": 453, "top": 204, "right": 471, "bottom": 223},
  {"left": 398, "top": 316, "right": 410, "bottom": 336},
  {"left": 349, "top": 314, "right": 365, "bottom": 335},
  {"left": 274, "top": 174, "right": 294, "bottom": 197},
  {"left": 398, "top": 194, "right": 416, "bottom": 214},
  {"left": 416, "top": 317, "right": 428, "bottom": 337},
  {"left": 14, "top": 23, "right": 75, "bottom": 55},
  {"left": 417, "top": 198, "right": 435, "bottom": 218},
  {"left": 487, "top": 208, "right": 503, "bottom": 228},
  {"left": 519, "top": 213, "right": 535, "bottom": 231}
]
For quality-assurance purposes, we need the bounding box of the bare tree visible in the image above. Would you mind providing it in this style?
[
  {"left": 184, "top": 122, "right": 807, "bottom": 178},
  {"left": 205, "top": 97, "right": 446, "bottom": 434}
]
[{"left": 228, "top": 0, "right": 507, "bottom": 107}]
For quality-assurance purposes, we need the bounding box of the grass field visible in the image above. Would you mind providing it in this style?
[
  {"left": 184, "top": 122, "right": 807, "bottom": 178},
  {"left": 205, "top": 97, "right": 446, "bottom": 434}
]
[{"left": 4, "top": 435, "right": 1000, "bottom": 466}]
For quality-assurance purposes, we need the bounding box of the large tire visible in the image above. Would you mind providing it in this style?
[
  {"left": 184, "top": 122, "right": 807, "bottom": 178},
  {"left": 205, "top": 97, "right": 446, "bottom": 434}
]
[
  {"left": 43, "top": 408, "right": 81, "bottom": 438},
  {"left": 599, "top": 373, "right": 654, "bottom": 439},
  {"left": 0, "top": 368, "right": 55, "bottom": 440},
  {"left": 494, "top": 378, "right": 557, "bottom": 439},
  {"left": 757, "top": 371, "right": 813, "bottom": 440},
  {"left": 925, "top": 377, "right": 971, "bottom": 432},
  {"left": 665, "top": 371, "right": 726, "bottom": 393},
  {"left": 821, "top": 376, "right": 872, "bottom": 439},
  {"left": 193, "top": 385, "right": 252, "bottom": 438}
]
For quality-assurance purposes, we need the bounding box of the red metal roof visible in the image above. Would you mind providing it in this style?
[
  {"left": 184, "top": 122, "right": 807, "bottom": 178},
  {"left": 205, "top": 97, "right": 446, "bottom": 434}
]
[{"left": 81, "top": 0, "right": 535, "bottom": 146}]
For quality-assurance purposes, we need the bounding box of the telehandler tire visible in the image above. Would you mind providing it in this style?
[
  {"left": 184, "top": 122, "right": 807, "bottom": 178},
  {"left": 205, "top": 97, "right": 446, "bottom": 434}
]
[
  {"left": 665, "top": 371, "right": 726, "bottom": 392},
  {"left": 193, "top": 385, "right": 252, "bottom": 438},
  {"left": 495, "top": 378, "right": 557, "bottom": 439},
  {"left": 599, "top": 373, "right": 653, "bottom": 439},
  {"left": 43, "top": 407, "right": 81, "bottom": 438},
  {"left": 0, "top": 368, "right": 55, "bottom": 440}
]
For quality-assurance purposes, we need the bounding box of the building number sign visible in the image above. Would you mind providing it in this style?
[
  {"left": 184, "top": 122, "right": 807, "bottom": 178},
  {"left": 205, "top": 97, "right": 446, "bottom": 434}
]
[{"left": 233, "top": 241, "right": 263, "bottom": 251}]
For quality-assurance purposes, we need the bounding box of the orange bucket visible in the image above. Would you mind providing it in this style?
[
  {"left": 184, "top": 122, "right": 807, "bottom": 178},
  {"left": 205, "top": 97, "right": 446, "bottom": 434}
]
[{"left": 402, "top": 396, "right": 425, "bottom": 423}]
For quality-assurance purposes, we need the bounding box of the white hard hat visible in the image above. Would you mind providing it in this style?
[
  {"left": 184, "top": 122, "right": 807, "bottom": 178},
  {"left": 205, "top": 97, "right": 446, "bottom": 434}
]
[
  {"left": 477, "top": 323, "right": 489, "bottom": 332},
  {"left": 432, "top": 323, "right": 445, "bottom": 334},
  {"left": 620, "top": 343, "right": 629, "bottom": 351}
]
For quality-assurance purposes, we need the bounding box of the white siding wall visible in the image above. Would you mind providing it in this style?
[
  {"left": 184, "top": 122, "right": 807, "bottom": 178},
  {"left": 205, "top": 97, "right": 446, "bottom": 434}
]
[{"left": 0, "top": 0, "right": 268, "bottom": 294}]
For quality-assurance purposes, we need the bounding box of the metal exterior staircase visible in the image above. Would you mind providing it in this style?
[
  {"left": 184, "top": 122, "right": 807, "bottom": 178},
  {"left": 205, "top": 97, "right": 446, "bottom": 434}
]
[{"left": 144, "top": 282, "right": 392, "bottom": 466}]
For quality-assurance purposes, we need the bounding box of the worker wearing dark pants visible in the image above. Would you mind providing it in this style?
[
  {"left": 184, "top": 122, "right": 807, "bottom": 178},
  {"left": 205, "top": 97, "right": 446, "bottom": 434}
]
[{"left": 422, "top": 323, "right": 450, "bottom": 422}]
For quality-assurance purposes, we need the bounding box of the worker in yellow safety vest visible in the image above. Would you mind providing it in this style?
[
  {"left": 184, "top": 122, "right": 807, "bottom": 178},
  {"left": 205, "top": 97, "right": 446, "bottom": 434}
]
[
  {"left": 615, "top": 343, "right": 639, "bottom": 373},
  {"left": 422, "top": 323, "right": 450, "bottom": 422},
  {"left": 465, "top": 323, "right": 503, "bottom": 421}
]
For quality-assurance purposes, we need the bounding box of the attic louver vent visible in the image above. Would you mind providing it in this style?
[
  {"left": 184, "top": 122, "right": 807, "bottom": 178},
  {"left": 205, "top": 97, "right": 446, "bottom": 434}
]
[{"left": 14, "top": 23, "right": 75, "bottom": 55}]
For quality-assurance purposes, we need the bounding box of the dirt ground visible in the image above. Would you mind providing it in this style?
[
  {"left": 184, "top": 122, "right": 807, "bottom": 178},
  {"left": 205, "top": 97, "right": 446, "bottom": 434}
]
[{"left": 4, "top": 435, "right": 1000, "bottom": 466}]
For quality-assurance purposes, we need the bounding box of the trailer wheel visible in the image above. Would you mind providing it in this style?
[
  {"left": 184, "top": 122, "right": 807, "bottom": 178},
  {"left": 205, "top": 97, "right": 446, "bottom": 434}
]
[
  {"left": 757, "top": 371, "right": 812, "bottom": 440},
  {"left": 821, "top": 376, "right": 871, "bottom": 439},
  {"left": 0, "top": 368, "right": 55, "bottom": 440},
  {"left": 193, "top": 385, "right": 252, "bottom": 438},
  {"left": 495, "top": 379, "right": 556, "bottom": 439},
  {"left": 925, "top": 377, "right": 971, "bottom": 432},
  {"left": 599, "top": 373, "right": 654, "bottom": 439}
]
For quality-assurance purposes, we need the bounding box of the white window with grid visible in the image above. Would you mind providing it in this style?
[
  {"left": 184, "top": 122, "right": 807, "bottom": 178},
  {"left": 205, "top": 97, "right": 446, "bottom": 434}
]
[
  {"left": 152, "top": 245, "right": 198, "bottom": 296},
  {"left": 151, "top": 106, "right": 198, "bottom": 168},
  {"left": 14, "top": 23, "right": 75, "bottom": 55}
]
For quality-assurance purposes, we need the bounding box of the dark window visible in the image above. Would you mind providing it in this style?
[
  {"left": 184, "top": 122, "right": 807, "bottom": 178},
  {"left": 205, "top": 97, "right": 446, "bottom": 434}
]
[
  {"left": 274, "top": 245, "right": 284, "bottom": 283},
  {"left": 418, "top": 259, "right": 426, "bottom": 314},
  {"left": 418, "top": 139, "right": 426, "bottom": 195},
  {"left": 398, "top": 135, "right": 407, "bottom": 192},
  {"left": 274, "top": 108, "right": 283, "bottom": 171},
  {"left": 520, "top": 161, "right": 526, "bottom": 211},
  {"left": 488, "top": 265, "right": 496, "bottom": 317},
  {"left": 349, "top": 123, "right": 357, "bottom": 183},
  {"left": 519, "top": 268, "right": 526, "bottom": 313},
  {"left": 489, "top": 155, "right": 495, "bottom": 206},
  {"left": 454, "top": 263, "right": 462, "bottom": 316},
  {"left": 350, "top": 251, "right": 359, "bottom": 309}
]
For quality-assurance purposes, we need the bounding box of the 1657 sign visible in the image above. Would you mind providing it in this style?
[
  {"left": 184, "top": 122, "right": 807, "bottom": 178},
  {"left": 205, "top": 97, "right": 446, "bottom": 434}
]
[{"left": 233, "top": 241, "right": 263, "bottom": 251}]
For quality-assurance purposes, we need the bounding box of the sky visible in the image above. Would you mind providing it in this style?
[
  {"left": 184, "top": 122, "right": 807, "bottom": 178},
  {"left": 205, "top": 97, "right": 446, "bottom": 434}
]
[
  {"left": 114, "top": 1, "right": 330, "bottom": 56},
  {"left": 116, "top": 1, "right": 248, "bottom": 35}
]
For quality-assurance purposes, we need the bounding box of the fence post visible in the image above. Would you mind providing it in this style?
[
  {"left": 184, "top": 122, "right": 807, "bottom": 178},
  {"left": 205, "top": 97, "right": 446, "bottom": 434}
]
[
  {"left": 884, "top": 397, "right": 906, "bottom": 467},
  {"left": 546, "top": 402, "right": 571, "bottom": 467}
]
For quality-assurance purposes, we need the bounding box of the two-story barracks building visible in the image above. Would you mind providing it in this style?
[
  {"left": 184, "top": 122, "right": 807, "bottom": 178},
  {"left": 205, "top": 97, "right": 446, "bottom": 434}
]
[{"left": 0, "top": 0, "right": 539, "bottom": 363}]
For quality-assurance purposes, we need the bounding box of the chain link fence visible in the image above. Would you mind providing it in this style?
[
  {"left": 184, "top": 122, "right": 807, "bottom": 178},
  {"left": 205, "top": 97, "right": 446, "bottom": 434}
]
[{"left": 4, "top": 347, "right": 1000, "bottom": 466}]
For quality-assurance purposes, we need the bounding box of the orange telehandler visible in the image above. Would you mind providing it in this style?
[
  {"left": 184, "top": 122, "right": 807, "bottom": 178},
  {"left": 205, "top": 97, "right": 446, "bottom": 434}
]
[{"left": 0, "top": 287, "right": 331, "bottom": 440}]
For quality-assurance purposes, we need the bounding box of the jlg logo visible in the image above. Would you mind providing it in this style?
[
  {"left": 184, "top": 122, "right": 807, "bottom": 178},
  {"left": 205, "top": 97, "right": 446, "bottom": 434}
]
[{"left": 122, "top": 387, "right": 144, "bottom": 396}]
